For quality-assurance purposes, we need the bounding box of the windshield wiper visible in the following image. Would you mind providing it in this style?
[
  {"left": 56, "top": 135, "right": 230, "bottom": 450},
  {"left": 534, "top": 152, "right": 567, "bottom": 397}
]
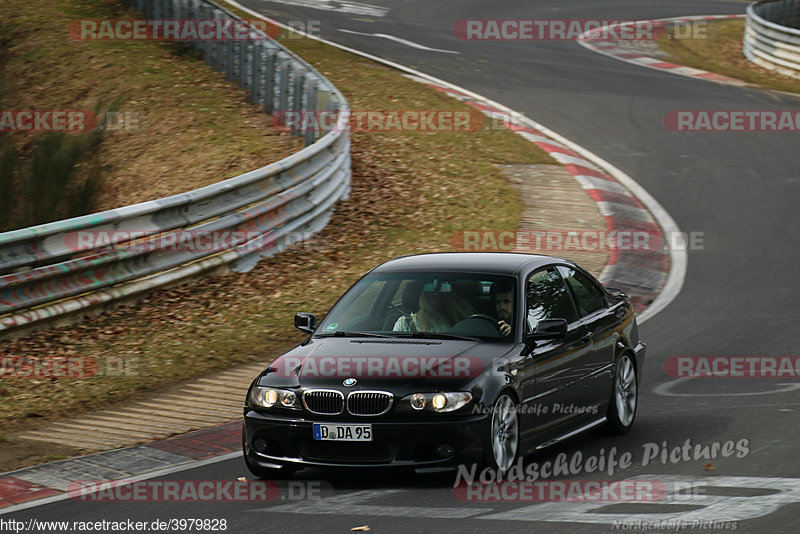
[
  {"left": 315, "top": 331, "right": 393, "bottom": 338},
  {"left": 395, "top": 331, "right": 480, "bottom": 342}
]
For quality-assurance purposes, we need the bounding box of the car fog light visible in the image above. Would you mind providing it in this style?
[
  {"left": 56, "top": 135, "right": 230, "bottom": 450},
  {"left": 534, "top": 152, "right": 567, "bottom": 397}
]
[
  {"left": 411, "top": 393, "right": 426, "bottom": 410},
  {"left": 253, "top": 438, "right": 267, "bottom": 453},
  {"left": 432, "top": 393, "right": 447, "bottom": 410}
]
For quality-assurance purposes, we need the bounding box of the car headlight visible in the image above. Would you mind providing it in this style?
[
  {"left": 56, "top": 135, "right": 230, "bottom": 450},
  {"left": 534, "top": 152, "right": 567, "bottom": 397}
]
[
  {"left": 250, "top": 386, "right": 301, "bottom": 410},
  {"left": 403, "top": 392, "right": 472, "bottom": 413}
]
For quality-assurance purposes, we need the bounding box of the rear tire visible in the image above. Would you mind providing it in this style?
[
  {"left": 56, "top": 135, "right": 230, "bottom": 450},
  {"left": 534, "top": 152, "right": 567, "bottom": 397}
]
[{"left": 604, "top": 354, "right": 638, "bottom": 435}]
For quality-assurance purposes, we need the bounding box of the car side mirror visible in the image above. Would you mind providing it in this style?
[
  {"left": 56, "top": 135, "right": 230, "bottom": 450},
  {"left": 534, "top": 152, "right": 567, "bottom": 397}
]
[
  {"left": 521, "top": 318, "right": 568, "bottom": 356},
  {"left": 294, "top": 312, "right": 317, "bottom": 335}
]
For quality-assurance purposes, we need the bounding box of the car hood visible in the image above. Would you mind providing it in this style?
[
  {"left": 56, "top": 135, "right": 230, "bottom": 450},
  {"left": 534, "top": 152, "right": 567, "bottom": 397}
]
[{"left": 256, "top": 337, "right": 514, "bottom": 390}]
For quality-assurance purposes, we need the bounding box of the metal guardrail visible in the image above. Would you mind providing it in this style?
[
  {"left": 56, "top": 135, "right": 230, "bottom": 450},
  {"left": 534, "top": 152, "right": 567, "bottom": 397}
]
[
  {"left": 745, "top": 0, "right": 800, "bottom": 78},
  {"left": 0, "top": 0, "right": 350, "bottom": 336}
]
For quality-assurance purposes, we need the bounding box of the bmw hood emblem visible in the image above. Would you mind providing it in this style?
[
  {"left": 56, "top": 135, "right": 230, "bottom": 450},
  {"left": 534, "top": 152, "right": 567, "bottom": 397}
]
[{"left": 343, "top": 378, "right": 357, "bottom": 387}]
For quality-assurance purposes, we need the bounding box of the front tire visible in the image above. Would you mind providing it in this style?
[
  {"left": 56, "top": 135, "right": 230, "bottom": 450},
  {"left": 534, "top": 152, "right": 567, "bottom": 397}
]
[
  {"left": 485, "top": 393, "right": 520, "bottom": 474},
  {"left": 605, "top": 354, "right": 638, "bottom": 434}
]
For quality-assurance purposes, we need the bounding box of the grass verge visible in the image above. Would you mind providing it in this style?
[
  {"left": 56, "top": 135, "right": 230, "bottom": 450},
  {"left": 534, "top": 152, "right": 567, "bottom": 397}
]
[
  {"left": 659, "top": 19, "right": 800, "bottom": 95},
  {"left": 0, "top": 0, "right": 302, "bottom": 229},
  {"left": 0, "top": 2, "right": 564, "bottom": 469}
]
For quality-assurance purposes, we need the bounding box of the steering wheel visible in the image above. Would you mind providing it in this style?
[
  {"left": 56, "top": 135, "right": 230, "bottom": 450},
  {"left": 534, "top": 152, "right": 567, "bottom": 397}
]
[{"left": 464, "top": 314, "right": 501, "bottom": 328}]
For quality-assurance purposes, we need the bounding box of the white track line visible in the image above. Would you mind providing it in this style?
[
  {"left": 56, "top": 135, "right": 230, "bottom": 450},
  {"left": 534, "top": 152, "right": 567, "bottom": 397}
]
[{"left": 337, "top": 29, "right": 459, "bottom": 54}]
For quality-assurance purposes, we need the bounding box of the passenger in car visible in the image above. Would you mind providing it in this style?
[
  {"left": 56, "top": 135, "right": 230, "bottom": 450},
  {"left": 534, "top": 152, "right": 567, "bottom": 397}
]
[
  {"left": 392, "top": 281, "right": 424, "bottom": 331},
  {"left": 394, "top": 291, "right": 474, "bottom": 332}
]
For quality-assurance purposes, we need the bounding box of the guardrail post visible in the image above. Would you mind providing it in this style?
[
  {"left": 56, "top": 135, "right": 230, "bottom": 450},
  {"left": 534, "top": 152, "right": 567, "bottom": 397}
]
[
  {"left": 204, "top": 5, "right": 216, "bottom": 68},
  {"left": 262, "top": 49, "right": 276, "bottom": 113},
  {"left": 188, "top": 0, "right": 202, "bottom": 53},
  {"left": 276, "top": 55, "right": 292, "bottom": 113},
  {"left": 789, "top": 0, "right": 800, "bottom": 28},
  {"left": 304, "top": 74, "right": 318, "bottom": 146},
  {"left": 225, "top": 40, "right": 235, "bottom": 81},
  {"left": 215, "top": 9, "right": 226, "bottom": 70},
  {"left": 201, "top": 4, "right": 214, "bottom": 61},
  {"left": 291, "top": 67, "right": 307, "bottom": 137},
  {"left": 292, "top": 68, "right": 306, "bottom": 109},
  {"left": 250, "top": 41, "right": 262, "bottom": 101},
  {"left": 239, "top": 37, "right": 251, "bottom": 91}
]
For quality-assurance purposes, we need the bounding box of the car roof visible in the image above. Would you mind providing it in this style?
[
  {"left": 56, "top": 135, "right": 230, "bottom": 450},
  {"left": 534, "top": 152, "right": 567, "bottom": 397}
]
[{"left": 371, "top": 252, "right": 574, "bottom": 276}]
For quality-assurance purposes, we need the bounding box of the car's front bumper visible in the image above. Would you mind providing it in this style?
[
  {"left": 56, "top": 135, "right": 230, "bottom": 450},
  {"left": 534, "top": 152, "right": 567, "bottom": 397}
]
[{"left": 243, "top": 410, "right": 488, "bottom": 470}]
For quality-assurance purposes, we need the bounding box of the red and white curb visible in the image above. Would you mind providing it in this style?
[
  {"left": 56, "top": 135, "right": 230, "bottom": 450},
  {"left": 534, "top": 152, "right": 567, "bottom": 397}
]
[
  {"left": 407, "top": 75, "right": 669, "bottom": 313},
  {"left": 578, "top": 15, "right": 747, "bottom": 86},
  {"left": 0, "top": 423, "right": 241, "bottom": 513}
]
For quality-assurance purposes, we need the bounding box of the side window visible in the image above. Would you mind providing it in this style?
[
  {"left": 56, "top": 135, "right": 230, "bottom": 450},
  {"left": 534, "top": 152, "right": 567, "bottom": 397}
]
[
  {"left": 526, "top": 269, "right": 578, "bottom": 331},
  {"left": 557, "top": 266, "right": 606, "bottom": 317}
]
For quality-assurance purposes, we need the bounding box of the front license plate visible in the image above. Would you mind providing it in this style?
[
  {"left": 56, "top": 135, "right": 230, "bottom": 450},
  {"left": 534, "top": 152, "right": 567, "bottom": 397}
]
[{"left": 313, "top": 423, "right": 372, "bottom": 441}]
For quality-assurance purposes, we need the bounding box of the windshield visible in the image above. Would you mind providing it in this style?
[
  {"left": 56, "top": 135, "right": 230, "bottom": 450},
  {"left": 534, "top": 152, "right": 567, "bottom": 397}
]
[{"left": 316, "top": 272, "right": 517, "bottom": 341}]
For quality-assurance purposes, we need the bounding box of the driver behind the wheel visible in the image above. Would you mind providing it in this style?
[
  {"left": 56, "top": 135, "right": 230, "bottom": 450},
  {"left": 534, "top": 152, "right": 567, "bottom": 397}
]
[{"left": 490, "top": 281, "right": 514, "bottom": 337}]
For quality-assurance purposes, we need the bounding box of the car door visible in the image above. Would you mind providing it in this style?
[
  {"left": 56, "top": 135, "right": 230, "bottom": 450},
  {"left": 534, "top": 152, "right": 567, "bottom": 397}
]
[
  {"left": 557, "top": 265, "right": 619, "bottom": 416},
  {"left": 517, "top": 267, "right": 593, "bottom": 436}
]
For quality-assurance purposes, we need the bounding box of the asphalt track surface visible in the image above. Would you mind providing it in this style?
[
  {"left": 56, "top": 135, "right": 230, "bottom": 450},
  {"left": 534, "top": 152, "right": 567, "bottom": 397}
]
[{"left": 6, "top": 1, "right": 800, "bottom": 532}]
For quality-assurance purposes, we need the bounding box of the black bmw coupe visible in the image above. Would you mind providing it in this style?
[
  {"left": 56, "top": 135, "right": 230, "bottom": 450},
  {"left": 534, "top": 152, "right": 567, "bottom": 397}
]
[{"left": 242, "top": 253, "right": 646, "bottom": 477}]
